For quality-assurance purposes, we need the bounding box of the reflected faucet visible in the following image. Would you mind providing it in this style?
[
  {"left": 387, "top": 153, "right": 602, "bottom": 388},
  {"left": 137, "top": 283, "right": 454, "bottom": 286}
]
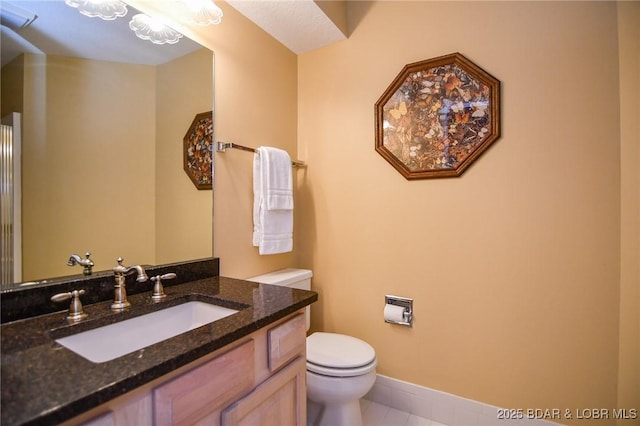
[
  {"left": 111, "top": 257, "right": 148, "bottom": 311},
  {"left": 67, "top": 252, "right": 94, "bottom": 275}
]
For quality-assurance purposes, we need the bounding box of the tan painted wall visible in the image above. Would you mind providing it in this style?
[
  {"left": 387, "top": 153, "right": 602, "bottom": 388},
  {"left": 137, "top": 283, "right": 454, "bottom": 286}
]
[
  {"left": 208, "top": 3, "right": 298, "bottom": 277},
  {"left": 155, "top": 49, "right": 213, "bottom": 264},
  {"left": 617, "top": 1, "right": 640, "bottom": 421},
  {"left": 1, "top": 49, "right": 213, "bottom": 281},
  {"left": 20, "top": 55, "right": 157, "bottom": 279},
  {"left": 298, "top": 1, "right": 623, "bottom": 422},
  {"left": 128, "top": 0, "right": 299, "bottom": 277},
  {"left": 118, "top": 0, "right": 639, "bottom": 417},
  {"left": 0, "top": 56, "right": 24, "bottom": 114}
]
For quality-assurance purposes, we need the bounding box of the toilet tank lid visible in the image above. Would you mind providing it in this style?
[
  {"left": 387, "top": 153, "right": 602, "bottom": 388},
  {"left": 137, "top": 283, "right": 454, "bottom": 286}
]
[{"left": 246, "top": 268, "right": 312, "bottom": 286}]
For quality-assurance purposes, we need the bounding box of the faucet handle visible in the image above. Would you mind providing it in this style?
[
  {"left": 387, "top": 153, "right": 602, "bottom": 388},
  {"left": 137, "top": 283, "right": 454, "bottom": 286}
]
[
  {"left": 51, "top": 289, "right": 88, "bottom": 322},
  {"left": 114, "top": 257, "right": 126, "bottom": 274},
  {"left": 150, "top": 273, "right": 176, "bottom": 302}
]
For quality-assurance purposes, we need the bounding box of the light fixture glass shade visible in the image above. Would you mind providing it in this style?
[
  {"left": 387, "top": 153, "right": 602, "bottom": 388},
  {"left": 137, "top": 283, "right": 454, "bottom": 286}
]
[
  {"left": 129, "top": 13, "right": 183, "bottom": 45},
  {"left": 181, "top": 0, "right": 223, "bottom": 26},
  {"left": 64, "top": 0, "right": 128, "bottom": 21}
]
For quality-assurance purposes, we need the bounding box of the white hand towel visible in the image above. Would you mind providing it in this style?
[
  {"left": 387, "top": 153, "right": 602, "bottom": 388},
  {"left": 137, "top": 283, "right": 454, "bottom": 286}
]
[
  {"left": 253, "top": 146, "right": 293, "bottom": 255},
  {"left": 263, "top": 147, "right": 293, "bottom": 211}
]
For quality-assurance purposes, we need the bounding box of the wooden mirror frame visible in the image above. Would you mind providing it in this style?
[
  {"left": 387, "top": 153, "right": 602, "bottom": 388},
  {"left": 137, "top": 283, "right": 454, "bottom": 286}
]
[{"left": 375, "top": 52, "right": 501, "bottom": 180}]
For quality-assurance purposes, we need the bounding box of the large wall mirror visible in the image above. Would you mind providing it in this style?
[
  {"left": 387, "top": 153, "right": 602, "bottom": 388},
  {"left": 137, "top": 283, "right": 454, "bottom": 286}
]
[{"left": 0, "top": 0, "right": 214, "bottom": 289}]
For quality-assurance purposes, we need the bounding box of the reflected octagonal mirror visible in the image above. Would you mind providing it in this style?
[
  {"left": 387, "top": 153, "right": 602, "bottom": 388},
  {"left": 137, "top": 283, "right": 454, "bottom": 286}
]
[
  {"left": 183, "top": 111, "right": 214, "bottom": 190},
  {"left": 375, "top": 53, "right": 500, "bottom": 179}
]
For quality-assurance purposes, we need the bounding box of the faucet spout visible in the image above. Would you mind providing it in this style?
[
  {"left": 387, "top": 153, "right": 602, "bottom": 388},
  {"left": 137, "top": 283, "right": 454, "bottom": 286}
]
[
  {"left": 124, "top": 264, "right": 149, "bottom": 282},
  {"left": 66, "top": 254, "right": 82, "bottom": 266},
  {"left": 111, "top": 257, "right": 148, "bottom": 311},
  {"left": 67, "top": 252, "right": 94, "bottom": 275},
  {"left": 113, "top": 257, "right": 148, "bottom": 282}
]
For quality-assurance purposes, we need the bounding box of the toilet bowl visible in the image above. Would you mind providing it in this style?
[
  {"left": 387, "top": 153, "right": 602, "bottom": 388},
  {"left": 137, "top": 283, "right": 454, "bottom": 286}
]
[
  {"left": 306, "top": 332, "right": 377, "bottom": 426},
  {"left": 247, "top": 269, "right": 377, "bottom": 426}
]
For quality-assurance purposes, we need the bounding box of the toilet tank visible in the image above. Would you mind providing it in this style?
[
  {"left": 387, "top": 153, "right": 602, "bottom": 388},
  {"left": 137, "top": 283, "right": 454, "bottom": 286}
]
[{"left": 247, "top": 268, "right": 312, "bottom": 330}]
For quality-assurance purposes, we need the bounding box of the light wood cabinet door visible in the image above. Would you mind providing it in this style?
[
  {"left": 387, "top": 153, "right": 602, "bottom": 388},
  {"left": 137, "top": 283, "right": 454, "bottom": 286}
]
[
  {"left": 77, "top": 392, "right": 152, "bottom": 426},
  {"left": 153, "top": 340, "right": 255, "bottom": 426},
  {"left": 267, "top": 313, "right": 306, "bottom": 372},
  {"left": 221, "top": 356, "right": 306, "bottom": 426}
]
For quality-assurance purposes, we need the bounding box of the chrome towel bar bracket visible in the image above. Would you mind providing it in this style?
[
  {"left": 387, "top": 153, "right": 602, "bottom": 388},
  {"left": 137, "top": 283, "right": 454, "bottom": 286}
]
[{"left": 216, "top": 141, "right": 306, "bottom": 168}]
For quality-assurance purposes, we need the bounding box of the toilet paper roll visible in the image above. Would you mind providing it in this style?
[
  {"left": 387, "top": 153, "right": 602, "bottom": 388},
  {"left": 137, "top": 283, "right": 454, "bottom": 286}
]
[{"left": 384, "top": 304, "right": 406, "bottom": 323}]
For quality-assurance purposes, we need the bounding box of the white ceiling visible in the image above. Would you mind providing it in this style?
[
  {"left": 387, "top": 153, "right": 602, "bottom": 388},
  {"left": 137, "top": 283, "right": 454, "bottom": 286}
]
[
  {"left": 226, "top": 0, "right": 348, "bottom": 54},
  {"left": 0, "top": 0, "right": 204, "bottom": 67},
  {"left": 0, "top": 0, "right": 348, "bottom": 69}
]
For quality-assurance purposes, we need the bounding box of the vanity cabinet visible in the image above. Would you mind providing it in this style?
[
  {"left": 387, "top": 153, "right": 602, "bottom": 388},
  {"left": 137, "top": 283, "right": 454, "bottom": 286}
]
[
  {"left": 153, "top": 340, "right": 256, "bottom": 426},
  {"left": 221, "top": 357, "right": 306, "bottom": 425},
  {"left": 221, "top": 313, "right": 307, "bottom": 426},
  {"left": 73, "top": 311, "right": 307, "bottom": 426}
]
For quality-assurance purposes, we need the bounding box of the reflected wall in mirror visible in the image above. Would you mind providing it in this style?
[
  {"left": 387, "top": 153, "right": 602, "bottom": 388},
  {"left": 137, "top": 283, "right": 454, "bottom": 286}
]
[{"left": 0, "top": 0, "right": 214, "bottom": 288}]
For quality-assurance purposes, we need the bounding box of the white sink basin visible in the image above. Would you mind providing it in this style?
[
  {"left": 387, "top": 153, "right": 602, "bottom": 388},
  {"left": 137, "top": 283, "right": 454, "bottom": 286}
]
[{"left": 55, "top": 301, "right": 238, "bottom": 363}]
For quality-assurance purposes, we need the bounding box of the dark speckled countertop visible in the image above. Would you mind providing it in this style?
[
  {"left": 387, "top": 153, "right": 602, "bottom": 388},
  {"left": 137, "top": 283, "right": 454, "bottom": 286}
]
[{"left": 1, "top": 275, "right": 317, "bottom": 426}]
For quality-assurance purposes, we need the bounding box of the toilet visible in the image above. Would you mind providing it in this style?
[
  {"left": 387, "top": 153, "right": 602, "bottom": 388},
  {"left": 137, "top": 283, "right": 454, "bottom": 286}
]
[{"left": 247, "top": 269, "right": 377, "bottom": 426}]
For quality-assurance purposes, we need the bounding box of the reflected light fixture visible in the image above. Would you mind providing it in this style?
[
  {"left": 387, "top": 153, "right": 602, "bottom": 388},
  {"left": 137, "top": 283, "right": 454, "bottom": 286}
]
[
  {"left": 181, "top": 0, "right": 223, "bottom": 26},
  {"left": 129, "top": 13, "right": 183, "bottom": 45},
  {"left": 64, "top": 0, "right": 128, "bottom": 21},
  {"left": 65, "top": 0, "right": 222, "bottom": 46}
]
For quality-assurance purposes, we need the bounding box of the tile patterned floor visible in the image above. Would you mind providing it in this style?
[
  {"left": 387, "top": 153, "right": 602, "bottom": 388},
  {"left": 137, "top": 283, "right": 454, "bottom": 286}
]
[{"left": 360, "top": 399, "right": 449, "bottom": 426}]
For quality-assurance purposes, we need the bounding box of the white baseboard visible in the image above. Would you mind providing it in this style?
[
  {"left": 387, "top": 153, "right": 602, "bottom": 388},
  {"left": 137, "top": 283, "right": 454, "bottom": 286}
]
[{"left": 364, "top": 374, "right": 563, "bottom": 426}]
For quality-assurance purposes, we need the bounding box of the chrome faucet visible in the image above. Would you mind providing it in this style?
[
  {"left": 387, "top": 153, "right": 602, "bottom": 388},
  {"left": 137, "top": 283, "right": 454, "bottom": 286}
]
[
  {"left": 111, "top": 257, "right": 148, "bottom": 311},
  {"left": 67, "top": 252, "right": 94, "bottom": 275}
]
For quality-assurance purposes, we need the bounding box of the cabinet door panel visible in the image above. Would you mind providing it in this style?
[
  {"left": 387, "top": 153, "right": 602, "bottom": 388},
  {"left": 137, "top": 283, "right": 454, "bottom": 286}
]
[
  {"left": 79, "top": 392, "right": 152, "bottom": 426},
  {"left": 114, "top": 393, "right": 152, "bottom": 426},
  {"left": 154, "top": 340, "right": 255, "bottom": 426},
  {"left": 267, "top": 313, "right": 306, "bottom": 372},
  {"left": 221, "top": 356, "right": 306, "bottom": 426}
]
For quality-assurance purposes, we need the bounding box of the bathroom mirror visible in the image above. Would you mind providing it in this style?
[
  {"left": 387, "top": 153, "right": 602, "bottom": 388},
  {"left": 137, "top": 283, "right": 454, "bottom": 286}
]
[{"left": 0, "top": 0, "right": 214, "bottom": 289}]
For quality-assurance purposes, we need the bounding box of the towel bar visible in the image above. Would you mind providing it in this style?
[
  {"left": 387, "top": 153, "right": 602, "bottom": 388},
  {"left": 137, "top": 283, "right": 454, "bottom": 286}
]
[{"left": 216, "top": 141, "right": 306, "bottom": 168}]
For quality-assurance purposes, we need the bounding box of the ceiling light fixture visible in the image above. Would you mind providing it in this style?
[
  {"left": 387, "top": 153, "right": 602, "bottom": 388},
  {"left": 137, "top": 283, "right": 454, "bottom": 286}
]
[
  {"left": 129, "top": 13, "right": 183, "bottom": 45},
  {"left": 64, "top": 0, "right": 128, "bottom": 21},
  {"left": 64, "top": 0, "right": 222, "bottom": 46},
  {"left": 181, "top": 0, "right": 223, "bottom": 26}
]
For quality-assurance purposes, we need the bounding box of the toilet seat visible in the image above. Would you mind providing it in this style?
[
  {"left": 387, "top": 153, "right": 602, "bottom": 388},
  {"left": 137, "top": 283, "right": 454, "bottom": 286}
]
[
  {"left": 307, "top": 332, "right": 377, "bottom": 377},
  {"left": 307, "top": 360, "right": 377, "bottom": 377}
]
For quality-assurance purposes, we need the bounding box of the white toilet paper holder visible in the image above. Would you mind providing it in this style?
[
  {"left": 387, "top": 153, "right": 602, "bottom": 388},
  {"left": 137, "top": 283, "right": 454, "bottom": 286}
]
[{"left": 385, "top": 295, "right": 413, "bottom": 327}]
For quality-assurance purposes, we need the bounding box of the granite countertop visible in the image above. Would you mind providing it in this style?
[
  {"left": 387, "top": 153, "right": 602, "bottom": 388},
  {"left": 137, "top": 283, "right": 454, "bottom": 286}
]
[{"left": 0, "top": 276, "right": 318, "bottom": 426}]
